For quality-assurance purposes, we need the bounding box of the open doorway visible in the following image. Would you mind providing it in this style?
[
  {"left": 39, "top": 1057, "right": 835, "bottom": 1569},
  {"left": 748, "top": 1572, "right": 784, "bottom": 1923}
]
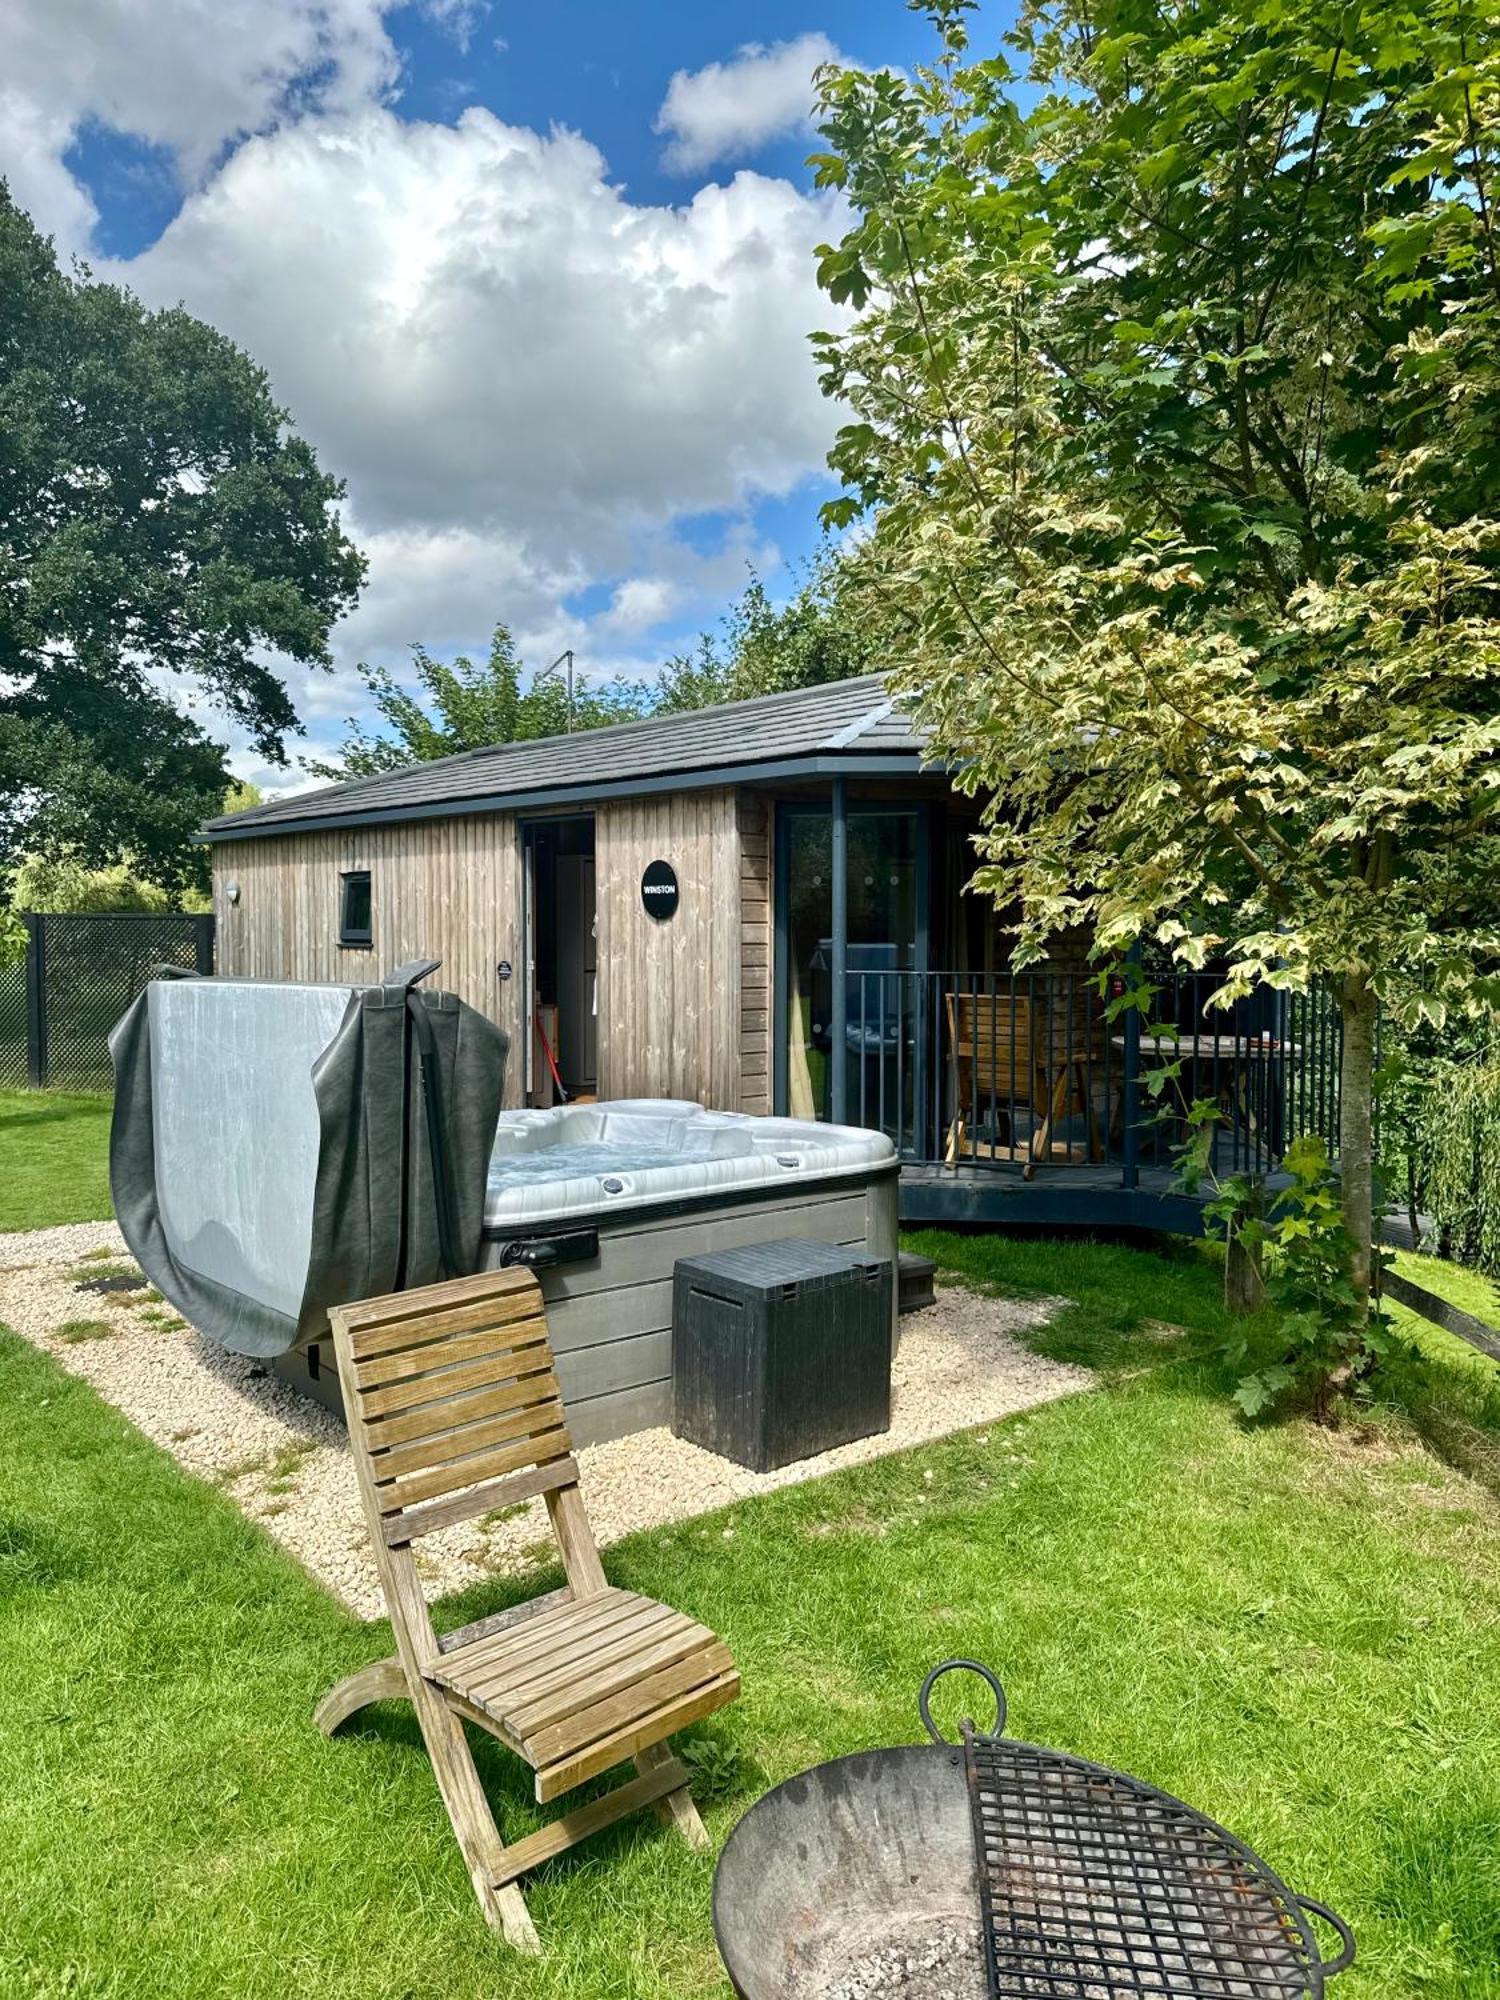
[{"left": 522, "top": 815, "right": 597, "bottom": 1104}]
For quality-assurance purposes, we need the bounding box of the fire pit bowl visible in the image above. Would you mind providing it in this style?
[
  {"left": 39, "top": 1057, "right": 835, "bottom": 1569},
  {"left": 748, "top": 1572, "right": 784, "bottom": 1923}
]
[
  {"left": 713, "top": 1740, "right": 981, "bottom": 1998},
  {"left": 713, "top": 1661, "right": 1355, "bottom": 2000}
]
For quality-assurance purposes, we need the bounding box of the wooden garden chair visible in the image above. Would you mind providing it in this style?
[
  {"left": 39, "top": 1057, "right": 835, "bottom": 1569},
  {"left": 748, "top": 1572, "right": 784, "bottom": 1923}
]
[
  {"left": 945, "top": 988, "right": 1104, "bottom": 1178},
  {"left": 314, "top": 1266, "right": 741, "bottom": 1955}
]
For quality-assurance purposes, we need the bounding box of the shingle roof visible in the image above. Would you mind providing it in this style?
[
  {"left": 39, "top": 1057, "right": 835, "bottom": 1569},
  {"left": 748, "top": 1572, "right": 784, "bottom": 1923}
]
[{"left": 202, "top": 674, "right": 935, "bottom": 840}]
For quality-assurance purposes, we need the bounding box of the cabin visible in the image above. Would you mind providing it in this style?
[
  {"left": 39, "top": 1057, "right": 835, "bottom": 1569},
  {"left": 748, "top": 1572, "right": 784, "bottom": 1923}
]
[{"left": 202, "top": 676, "right": 1340, "bottom": 1231}]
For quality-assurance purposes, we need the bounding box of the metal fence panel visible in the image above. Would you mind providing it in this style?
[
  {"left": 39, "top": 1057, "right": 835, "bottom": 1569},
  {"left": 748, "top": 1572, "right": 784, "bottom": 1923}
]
[
  {"left": 0, "top": 945, "right": 27, "bottom": 1090},
  {"left": 0, "top": 912, "right": 214, "bottom": 1093}
]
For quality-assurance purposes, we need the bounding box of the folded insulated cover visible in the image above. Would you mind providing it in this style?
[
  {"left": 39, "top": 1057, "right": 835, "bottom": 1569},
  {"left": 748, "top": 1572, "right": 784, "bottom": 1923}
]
[{"left": 109, "top": 967, "right": 508, "bottom": 1357}]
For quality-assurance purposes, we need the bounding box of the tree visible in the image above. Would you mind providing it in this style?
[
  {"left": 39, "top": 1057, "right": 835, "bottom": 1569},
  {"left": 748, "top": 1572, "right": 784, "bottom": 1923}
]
[
  {"left": 4, "top": 787, "right": 258, "bottom": 916},
  {"left": 654, "top": 554, "right": 875, "bottom": 712},
  {"left": 0, "top": 187, "right": 364, "bottom": 892},
  {"left": 305, "top": 624, "right": 655, "bottom": 779},
  {"left": 811, "top": 0, "right": 1500, "bottom": 1357}
]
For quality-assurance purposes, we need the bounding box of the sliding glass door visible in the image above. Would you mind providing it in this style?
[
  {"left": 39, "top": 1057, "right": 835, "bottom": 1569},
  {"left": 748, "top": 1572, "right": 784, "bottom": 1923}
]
[{"left": 774, "top": 801, "right": 929, "bottom": 1148}]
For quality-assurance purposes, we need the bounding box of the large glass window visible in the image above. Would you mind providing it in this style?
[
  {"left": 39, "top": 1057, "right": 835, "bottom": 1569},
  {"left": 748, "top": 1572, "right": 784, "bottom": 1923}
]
[{"left": 779, "top": 806, "right": 924, "bottom": 1142}]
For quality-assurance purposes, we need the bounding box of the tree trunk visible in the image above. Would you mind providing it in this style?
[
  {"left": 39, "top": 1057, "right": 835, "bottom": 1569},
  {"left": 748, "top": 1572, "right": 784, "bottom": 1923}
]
[
  {"left": 1338, "top": 976, "right": 1379, "bottom": 1313},
  {"left": 1224, "top": 1220, "right": 1265, "bottom": 1313}
]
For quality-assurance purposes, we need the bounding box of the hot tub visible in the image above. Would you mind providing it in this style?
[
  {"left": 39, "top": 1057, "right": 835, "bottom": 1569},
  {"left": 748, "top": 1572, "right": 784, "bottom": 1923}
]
[{"left": 479, "top": 1101, "right": 899, "bottom": 1445}]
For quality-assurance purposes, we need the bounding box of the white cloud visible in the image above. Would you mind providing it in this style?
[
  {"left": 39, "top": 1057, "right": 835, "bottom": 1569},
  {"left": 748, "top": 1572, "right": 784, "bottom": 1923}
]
[
  {"left": 119, "top": 107, "right": 849, "bottom": 565},
  {"left": 655, "top": 33, "right": 845, "bottom": 174},
  {"left": 0, "top": 4, "right": 853, "bottom": 792},
  {"left": 0, "top": 87, "right": 98, "bottom": 252},
  {"left": 0, "top": 0, "right": 401, "bottom": 249},
  {"left": 603, "top": 577, "right": 678, "bottom": 634},
  {"left": 419, "top": 0, "right": 491, "bottom": 54}
]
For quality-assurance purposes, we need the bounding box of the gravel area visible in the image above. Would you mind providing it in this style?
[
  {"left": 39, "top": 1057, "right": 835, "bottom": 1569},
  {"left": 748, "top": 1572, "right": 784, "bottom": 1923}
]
[{"left": 0, "top": 1220, "right": 1088, "bottom": 1620}]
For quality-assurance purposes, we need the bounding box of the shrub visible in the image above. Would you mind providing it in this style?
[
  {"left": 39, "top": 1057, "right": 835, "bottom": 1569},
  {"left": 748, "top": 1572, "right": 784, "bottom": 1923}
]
[{"left": 1419, "top": 1063, "right": 1500, "bottom": 1278}]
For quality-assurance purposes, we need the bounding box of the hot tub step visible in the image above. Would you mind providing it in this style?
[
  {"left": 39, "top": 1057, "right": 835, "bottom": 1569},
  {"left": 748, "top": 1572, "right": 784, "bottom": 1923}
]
[{"left": 898, "top": 1252, "right": 937, "bottom": 1315}]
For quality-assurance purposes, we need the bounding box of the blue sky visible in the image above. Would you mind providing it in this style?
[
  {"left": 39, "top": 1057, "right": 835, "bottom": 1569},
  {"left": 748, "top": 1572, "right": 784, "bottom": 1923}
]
[{"left": 5, "top": 0, "right": 1014, "bottom": 792}]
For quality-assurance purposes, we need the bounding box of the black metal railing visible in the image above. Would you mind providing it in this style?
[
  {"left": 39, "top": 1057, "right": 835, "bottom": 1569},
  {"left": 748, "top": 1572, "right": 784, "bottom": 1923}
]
[{"left": 833, "top": 968, "right": 1341, "bottom": 1183}]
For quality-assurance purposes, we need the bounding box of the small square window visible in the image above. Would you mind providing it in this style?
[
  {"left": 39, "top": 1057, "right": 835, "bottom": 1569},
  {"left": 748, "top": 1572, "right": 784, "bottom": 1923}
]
[{"left": 339, "top": 869, "right": 372, "bottom": 947}]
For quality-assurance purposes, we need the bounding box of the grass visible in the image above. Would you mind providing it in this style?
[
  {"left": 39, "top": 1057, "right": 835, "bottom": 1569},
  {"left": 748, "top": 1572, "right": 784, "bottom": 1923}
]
[
  {"left": 1379, "top": 1248, "right": 1500, "bottom": 1498},
  {"left": 54, "top": 1318, "right": 116, "bottom": 1344},
  {"left": 0, "top": 1090, "right": 113, "bottom": 1233},
  {"left": 4, "top": 1232, "right": 1500, "bottom": 1998}
]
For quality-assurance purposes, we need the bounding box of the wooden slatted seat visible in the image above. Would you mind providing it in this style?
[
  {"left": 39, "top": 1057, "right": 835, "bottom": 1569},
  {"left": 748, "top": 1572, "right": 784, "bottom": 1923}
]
[
  {"left": 433, "top": 1588, "right": 735, "bottom": 1801},
  {"left": 945, "top": 988, "right": 1105, "bottom": 1178},
  {"left": 314, "top": 1267, "right": 741, "bottom": 1953}
]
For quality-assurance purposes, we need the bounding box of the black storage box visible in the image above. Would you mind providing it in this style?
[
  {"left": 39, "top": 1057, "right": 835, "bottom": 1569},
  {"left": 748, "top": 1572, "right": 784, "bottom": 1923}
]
[{"left": 672, "top": 1238, "right": 892, "bottom": 1472}]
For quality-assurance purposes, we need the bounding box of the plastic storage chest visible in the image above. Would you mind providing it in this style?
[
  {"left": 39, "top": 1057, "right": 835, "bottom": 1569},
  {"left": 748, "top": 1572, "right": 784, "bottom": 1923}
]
[{"left": 671, "top": 1238, "right": 892, "bottom": 1472}]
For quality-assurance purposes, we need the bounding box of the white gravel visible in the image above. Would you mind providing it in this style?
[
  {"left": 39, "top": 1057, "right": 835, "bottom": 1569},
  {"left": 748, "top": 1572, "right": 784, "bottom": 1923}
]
[{"left": 0, "top": 1220, "right": 1089, "bottom": 1620}]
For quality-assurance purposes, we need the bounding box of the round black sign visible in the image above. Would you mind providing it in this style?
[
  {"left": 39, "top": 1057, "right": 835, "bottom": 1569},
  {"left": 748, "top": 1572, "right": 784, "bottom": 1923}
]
[{"left": 641, "top": 859, "right": 680, "bottom": 922}]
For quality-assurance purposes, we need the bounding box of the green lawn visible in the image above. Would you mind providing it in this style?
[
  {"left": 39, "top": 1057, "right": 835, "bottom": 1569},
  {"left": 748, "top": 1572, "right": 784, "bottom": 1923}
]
[
  {"left": 4, "top": 1232, "right": 1500, "bottom": 1997},
  {"left": 0, "top": 1090, "right": 113, "bottom": 1232}
]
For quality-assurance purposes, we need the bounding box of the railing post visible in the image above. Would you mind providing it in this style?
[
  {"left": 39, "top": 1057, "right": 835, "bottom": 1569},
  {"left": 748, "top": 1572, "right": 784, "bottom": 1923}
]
[
  {"left": 830, "top": 776, "right": 848, "bottom": 1125},
  {"left": 1122, "top": 942, "right": 1141, "bottom": 1190},
  {"left": 24, "top": 913, "right": 47, "bottom": 1089},
  {"left": 194, "top": 912, "right": 216, "bottom": 976}
]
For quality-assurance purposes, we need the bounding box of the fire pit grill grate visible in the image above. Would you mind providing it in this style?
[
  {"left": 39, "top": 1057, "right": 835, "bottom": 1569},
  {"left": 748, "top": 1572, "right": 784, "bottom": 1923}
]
[{"left": 922, "top": 1662, "right": 1355, "bottom": 2000}]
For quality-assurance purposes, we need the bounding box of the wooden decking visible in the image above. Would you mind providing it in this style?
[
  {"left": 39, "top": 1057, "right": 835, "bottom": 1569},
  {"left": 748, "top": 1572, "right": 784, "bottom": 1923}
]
[{"left": 898, "top": 1159, "right": 1296, "bottom": 1233}]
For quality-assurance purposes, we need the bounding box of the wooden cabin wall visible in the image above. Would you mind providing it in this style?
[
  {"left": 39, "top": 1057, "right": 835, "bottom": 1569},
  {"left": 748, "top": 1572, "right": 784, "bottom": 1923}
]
[
  {"left": 211, "top": 817, "right": 527, "bottom": 1104},
  {"left": 594, "top": 789, "right": 743, "bottom": 1108},
  {"left": 737, "top": 792, "right": 771, "bottom": 1114}
]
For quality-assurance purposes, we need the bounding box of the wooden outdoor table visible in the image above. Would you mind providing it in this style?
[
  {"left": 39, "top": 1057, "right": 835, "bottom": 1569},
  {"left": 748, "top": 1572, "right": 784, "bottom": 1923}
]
[
  {"left": 1109, "top": 1034, "right": 1300, "bottom": 1144},
  {"left": 1111, "top": 1033, "right": 1300, "bottom": 1059}
]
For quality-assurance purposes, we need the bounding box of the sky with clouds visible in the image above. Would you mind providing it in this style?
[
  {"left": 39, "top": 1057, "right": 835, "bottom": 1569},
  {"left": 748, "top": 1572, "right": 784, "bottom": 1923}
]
[{"left": 2, "top": 0, "right": 1010, "bottom": 794}]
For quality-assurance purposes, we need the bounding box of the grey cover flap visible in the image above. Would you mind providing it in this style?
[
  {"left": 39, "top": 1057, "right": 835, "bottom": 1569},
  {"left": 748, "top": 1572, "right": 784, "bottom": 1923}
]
[{"left": 109, "top": 974, "right": 507, "bottom": 1357}]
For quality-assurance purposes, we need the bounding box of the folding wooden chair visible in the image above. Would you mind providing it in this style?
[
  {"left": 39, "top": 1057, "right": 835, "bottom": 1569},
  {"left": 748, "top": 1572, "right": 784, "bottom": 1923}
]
[
  {"left": 315, "top": 1267, "right": 741, "bottom": 1954},
  {"left": 945, "top": 988, "right": 1105, "bottom": 1178}
]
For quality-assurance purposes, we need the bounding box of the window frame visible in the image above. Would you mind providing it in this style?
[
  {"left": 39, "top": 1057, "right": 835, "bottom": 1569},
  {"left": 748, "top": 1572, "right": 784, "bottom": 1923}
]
[{"left": 338, "top": 868, "right": 373, "bottom": 949}]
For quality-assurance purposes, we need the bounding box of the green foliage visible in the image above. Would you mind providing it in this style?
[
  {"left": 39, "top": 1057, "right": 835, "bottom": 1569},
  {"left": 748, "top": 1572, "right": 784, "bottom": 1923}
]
[
  {"left": 1418, "top": 1061, "right": 1500, "bottom": 1276},
  {"left": 674, "top": 1733, "right": 748, "bottom": 1804},
  {"left": 1207, "top": 1138, "right": 1391, "bottom": 1420},
  {"left": 2, "top": 782, "right": 252, "bottom": 915},
  {"left": 305, "top": 622, "right": 654, "bottom": 779},
  {"left": 0, "top": 188, "right": 364, "bottom": 891},
  {"left": 654, "top": 552, "right": 875, "bottom": 712},
  {"left": 810, "top": 0, "right": 1500, "bottom": 1281},
  {"left": 219, "top": 780, "right": 263, "bottom": 820},
  {"left": 307, "top": 557, "right": 872, "bottom": 778},
  {"left": 7, "top": 852, "right": 172, "bottom": 915}
]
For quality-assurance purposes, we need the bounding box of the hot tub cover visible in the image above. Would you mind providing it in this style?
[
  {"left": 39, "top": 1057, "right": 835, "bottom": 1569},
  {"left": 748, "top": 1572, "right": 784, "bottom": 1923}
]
[{"left": 110, "top": 964, "right": 507, "bottom": 1357}]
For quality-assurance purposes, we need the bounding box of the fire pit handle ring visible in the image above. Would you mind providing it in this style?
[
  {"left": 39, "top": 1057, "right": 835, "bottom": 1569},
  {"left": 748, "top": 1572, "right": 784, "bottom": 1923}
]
[
  {"left": 917, "top": 1659, "right": 1007, "bottom": 1744},
  {"left": 1295, "top": 1898, "right": 1356, "bottom": 1978}
]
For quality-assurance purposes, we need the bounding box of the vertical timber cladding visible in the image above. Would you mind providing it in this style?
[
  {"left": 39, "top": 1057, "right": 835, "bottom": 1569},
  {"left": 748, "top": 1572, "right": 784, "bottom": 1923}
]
[
  {"left": 594, "top": 788, "right": 746, "bottom": 1108},
  {"left": 209, "top": 815, "right": 527, "bottom": 1102}
]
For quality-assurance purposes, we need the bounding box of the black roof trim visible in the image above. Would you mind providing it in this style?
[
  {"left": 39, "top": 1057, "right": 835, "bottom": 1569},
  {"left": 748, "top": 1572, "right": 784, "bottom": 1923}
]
[{"left": 200, "top": 751, "right": 940, "bottom": 843}]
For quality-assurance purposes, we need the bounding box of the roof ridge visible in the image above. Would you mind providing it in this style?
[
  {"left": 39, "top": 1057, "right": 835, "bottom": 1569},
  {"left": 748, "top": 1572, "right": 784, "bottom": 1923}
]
[
  {"left": 827, "top": 696, "right": 895, "bottom": 750},
  {"left": 204, "top": 672, "right": 894, "bottom": 831}
]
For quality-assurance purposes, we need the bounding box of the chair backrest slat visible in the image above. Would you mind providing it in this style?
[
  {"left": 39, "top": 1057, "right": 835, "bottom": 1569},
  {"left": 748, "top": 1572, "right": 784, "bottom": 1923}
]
[
  {"left": 356, "top": 1338, "right": 553, "bottom": 1418},
  {"left": 364, "top": 1368, "right": 563, "bottom": 1451},
  {"left": 380, "top": 1457, "right": 579, "bottom": 1548},
  {"left": 333, "top": 1268, "right": 577, "bottom": 1547},
  {"left": 946, "top": 990, "right": 1104, "bottom": 1072},
  {"left": 348, "top": 1285, "right": 545, "bottom": 1361}
]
